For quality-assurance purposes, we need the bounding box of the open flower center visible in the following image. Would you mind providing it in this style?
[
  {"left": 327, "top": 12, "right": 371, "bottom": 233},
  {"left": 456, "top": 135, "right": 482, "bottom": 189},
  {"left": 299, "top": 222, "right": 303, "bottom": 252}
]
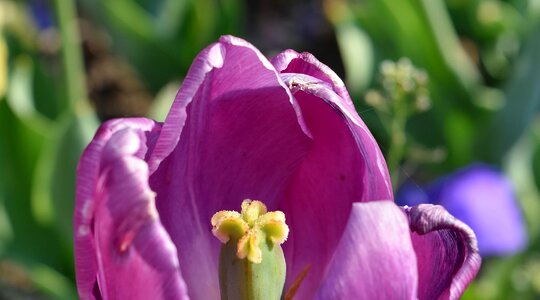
[{"left": 211, "top": 199, "right": 289, "bottom": 263}]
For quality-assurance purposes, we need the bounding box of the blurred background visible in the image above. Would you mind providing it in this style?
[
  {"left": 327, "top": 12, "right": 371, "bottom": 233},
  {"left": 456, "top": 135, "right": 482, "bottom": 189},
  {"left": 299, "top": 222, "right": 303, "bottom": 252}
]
[{"left": 0, "top": 0, "right": 539, "bottom": 298}]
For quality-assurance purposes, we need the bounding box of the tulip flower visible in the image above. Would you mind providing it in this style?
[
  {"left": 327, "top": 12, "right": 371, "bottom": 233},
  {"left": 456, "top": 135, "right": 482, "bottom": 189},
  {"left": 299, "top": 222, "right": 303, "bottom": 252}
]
[
  {"left": 74, "top": 36, "right": 480, "bottom": 299},
  {"left": 397, "top": 163, "right": 527, "bottom": 257}
]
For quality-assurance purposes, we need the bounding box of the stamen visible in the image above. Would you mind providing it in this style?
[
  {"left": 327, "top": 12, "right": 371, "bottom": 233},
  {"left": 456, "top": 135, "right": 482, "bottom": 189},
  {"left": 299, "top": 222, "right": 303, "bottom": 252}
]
[
  {"left": 237, "top": 229, "right": 263, "bottom": 263},
  {"left": 241, "top": 200, "right": 267, "bottom": 225},
  {"left": 211, "top": 199, "right": 289, "bottom": 263}
]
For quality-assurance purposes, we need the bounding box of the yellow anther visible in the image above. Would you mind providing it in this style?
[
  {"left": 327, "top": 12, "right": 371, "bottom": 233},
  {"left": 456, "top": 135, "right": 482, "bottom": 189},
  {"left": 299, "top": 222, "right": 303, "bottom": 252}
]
[
  {"left": 212, "top": 215, "right": 249, "bottom": 243},
  {"left": 211, "top": 210, "right": 242, "bottom": 227},
  {"left": 257, "top": 211, "right": 289, "bottom": 245},
  {"left": 211, "top": 199, "right": 289, "bottom": 264},
  {"left": 237, "top": 229, "right": 263, "bottom": 263},
  {"left": 257, "top": 211, "right": 286, "bottom": 224},
  {"left": 241, "top": 200, "right": 267, "bottom": 225}
]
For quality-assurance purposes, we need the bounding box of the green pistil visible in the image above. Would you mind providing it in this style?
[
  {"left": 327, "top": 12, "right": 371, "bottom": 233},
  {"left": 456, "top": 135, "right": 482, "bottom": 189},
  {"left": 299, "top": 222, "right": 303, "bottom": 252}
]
[{"left": 211, "top": 200, "right": 289, "bottom": 300}]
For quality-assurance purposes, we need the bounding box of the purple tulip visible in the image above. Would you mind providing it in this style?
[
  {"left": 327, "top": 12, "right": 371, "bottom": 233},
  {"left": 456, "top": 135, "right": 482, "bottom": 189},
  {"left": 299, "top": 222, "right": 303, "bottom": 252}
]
[
  {"left": 397, "top": 164, "right": 527, "bottom": 257},
  {"left": 74, "top": 36, "right": 481, "bottom": 299}
]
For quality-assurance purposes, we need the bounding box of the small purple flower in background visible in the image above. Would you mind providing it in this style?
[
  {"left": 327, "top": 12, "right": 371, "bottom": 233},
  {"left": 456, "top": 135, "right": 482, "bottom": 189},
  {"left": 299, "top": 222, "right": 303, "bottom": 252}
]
[
  {"left": 29, "top": 0, "right": 54, "bottom": 30},
  {"left": 397, "top": 163, "right": 527, "bottom": 257},
  {"left": 74, "top": 36, "right": 480, "bottom": 299}
]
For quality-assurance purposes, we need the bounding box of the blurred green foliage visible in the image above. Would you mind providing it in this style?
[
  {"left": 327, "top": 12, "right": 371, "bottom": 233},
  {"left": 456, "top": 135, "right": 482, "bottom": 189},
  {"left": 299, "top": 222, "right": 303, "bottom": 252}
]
[{"left": 0, "top": 0, "right": 539, "bottom": 298}]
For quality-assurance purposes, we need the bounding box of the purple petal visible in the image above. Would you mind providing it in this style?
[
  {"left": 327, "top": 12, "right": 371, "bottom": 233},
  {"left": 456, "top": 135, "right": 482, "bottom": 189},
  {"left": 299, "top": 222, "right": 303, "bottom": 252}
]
[
  {"left": 148, "top": 35, "right": 312, "bottom": 299},
  {"left": 405, "top": 204, "right": 481, "bottom": 300},
  {"left": 74, "top": 118, "right": 188, "bottom": 299},
  {"left": 75, "top": 118, "right": 158, "bottom": 297},
  {"left": 147, "top": 35, "right": 309, "bottom": 175},
  {"left": 271, "top": 50, "right": 355, "bottom": 109},
  {"left": 428, "top": 164, "right": 527, "bottom": 256},
  {"left": 315, "top": 201, "right": 418, "bottom": 300},
  {"left": 272, "top": 51, "right": 391, "bottom": 200},
  {"left": 277, "top": 73, "right": 392, "bottom": 298}
]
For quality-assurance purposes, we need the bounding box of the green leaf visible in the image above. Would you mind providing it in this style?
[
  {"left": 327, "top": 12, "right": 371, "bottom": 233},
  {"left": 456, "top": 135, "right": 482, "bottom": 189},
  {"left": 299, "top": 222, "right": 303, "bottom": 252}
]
[
  {"left": 480, "top": 24, "right": 540, "bottom": 163},
  {"left": 6, "top": 52, "right": 54, "bottom": 127},
  {"left": 103, "top": 0, "right": 155, "bottom": 42},
  {"left": 7, "top": 54, "right": 37, "bottom": 118},
  {"left": 32, "top": 110, "right": 99, "bottom": 244},
  {"left": 505, "top": 118, "right": 540, "bottom": 238},
  {"left": 30, "top": 263, "right": 78, "bottom": 300},
  {"left": 334, "top": 22, "right": 374, "bottom": 97},
  {"left": 356, "top": 0, "right": 479, "bottom": 96},
  {"left": 155, "top": 0, "right": 189, "bottom": 39},
  {"left": 353, "top": 0, "right": 483, "bottom": 167},
  {"left": 0, "top": 100, "right": 73, "bottom": 280}
]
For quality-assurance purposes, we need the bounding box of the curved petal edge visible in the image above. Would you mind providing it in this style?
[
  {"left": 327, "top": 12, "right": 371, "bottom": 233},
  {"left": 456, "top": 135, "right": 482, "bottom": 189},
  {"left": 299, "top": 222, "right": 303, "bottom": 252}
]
[
  {"left": 74, "top": 118, "right": 189, "bottom": 300},
  {"left": 405, "top": 204, "right": 481, "bottom": 300}
]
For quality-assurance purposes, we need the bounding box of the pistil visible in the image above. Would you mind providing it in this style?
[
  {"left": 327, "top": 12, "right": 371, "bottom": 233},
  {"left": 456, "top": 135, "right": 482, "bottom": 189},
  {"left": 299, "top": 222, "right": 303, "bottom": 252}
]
[{"left": 211, "top": 199, "right": 289, "bottom": 300}]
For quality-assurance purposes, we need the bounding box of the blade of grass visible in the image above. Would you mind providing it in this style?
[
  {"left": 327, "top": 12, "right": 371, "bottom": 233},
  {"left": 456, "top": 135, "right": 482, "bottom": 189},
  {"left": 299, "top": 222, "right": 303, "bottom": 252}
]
[
  {"left": 103, "top": 0, "right": 154, "bottom": 42},
  {"left": 54, "top": 0, "right": 87, "bottom": 106}
]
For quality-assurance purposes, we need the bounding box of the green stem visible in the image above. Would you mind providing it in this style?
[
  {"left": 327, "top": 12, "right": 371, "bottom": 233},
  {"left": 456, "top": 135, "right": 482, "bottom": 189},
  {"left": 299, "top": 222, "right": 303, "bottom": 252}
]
[
  {"left": 54, "top": 0, "right": 87, "bottom": 107},
  {"left": 386, "top": 104, "right": 407, "bottom": 190}
]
